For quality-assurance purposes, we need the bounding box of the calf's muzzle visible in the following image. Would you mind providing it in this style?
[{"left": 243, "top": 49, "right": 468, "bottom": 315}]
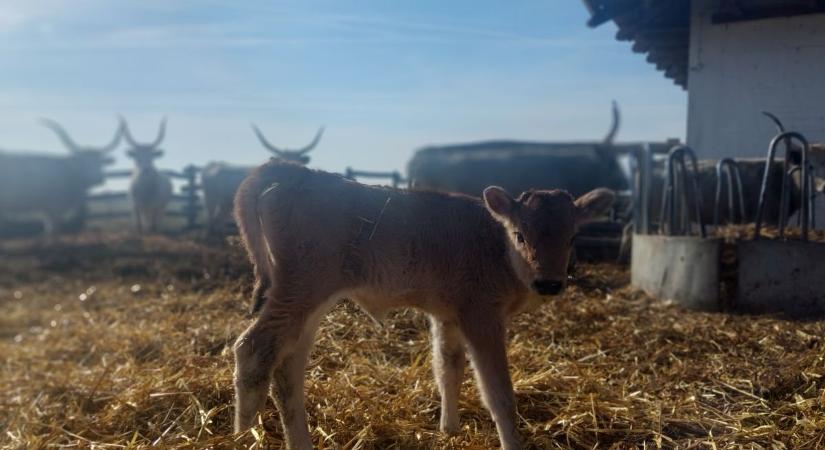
[{"left": 532, "top": 279, "right": 564, "bottom": 296}]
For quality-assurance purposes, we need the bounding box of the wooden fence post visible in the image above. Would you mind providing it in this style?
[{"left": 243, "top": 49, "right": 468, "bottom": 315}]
[{"left": 182, "top": 164, "right": 200, "bottom": 229}]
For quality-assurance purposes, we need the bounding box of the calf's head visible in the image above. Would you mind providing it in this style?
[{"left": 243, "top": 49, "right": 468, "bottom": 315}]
[{"left": 484, "top": 186, "right": 615, "bottom": 296}]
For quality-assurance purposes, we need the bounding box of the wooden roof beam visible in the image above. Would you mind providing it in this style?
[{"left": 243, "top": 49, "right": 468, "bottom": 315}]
[
  {"left": 632, "top": 36, "right": 688, "bottom": 53},
  {"left": 712, "top": 1, "right": 825, "bottom": 24},
  {"left": 648, "top": 50, "right": 688, "bottom": 66},
  {"left": 616, "top": 26, "right": 689, "bottom": 41}
]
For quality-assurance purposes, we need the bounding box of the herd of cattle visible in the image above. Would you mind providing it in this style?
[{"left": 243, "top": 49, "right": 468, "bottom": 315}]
[
  {"left": 0, "top": 119, "right": 326, "bottom": 236},
  {"left": 1, "top": 105, "right": 824, "bottom": 243}
]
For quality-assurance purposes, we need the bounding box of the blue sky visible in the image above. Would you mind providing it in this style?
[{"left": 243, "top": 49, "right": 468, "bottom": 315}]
[{"left": 0, "top": 0, "right": 686, "bottom": 179}]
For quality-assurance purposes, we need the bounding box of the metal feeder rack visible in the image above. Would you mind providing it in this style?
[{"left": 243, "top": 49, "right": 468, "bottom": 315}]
[{"left": 631, "top": 133, "right": 825, "bottom": 317}]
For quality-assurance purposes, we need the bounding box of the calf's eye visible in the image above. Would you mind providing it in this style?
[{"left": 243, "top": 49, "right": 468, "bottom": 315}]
[{"left": 514, "top": 231, "right": 525, "bottom": 244}]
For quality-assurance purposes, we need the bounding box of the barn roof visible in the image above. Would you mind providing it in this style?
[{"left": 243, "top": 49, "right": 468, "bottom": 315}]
[{"left": 581, "top": 0, "right": 825, "bottom": 89}]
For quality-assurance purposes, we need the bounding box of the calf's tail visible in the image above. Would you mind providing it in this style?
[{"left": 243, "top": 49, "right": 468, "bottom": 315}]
[{"left": 234, "top": 166, "right": 277, "bottom": 314}]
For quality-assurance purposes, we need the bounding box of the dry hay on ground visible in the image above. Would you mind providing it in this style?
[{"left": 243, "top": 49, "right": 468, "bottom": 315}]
[
  {"left": 1, "top": 233, "right": 824, "bottom": 449},
  {"left": 714, "top": 224, "right": 825, "bottom": 243}
]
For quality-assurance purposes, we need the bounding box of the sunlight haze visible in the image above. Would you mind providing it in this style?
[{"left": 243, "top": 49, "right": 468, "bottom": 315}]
[{"left": 0, "top": 0, "right": 686, "bottom": 177}]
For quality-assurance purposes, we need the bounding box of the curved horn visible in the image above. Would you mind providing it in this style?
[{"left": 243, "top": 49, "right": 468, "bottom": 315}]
[
  {"left": 761, "top": 111, "right": 786, "bottom": 133},
  {"left": 40, "top": 118, "right": 81, "bottom": 153},
  {"left": 296, "top": 126, "right": 325, "bottom": 155},
  {"left": 148, "top": 117, "right": 167, "bottom": 148},
  {"left": 602, "top": 101, "right": 620, "bottom": 145},
  {"left": 98, "top": 118, "right": 123, "bottom": 153},
  {"left": 119, "top": 115, "right": 139, "bottom": 148},
  {"left": 251, "top": 124, "right": 284, "bottom": 155},
  {"left": 119, "top": 116, "right": 166, "bottom": 148}
]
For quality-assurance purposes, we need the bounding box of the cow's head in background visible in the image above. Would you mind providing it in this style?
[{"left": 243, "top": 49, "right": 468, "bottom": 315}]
[
  {"left": 40, "top": 118, "right": 120, "bottom": 186},
  {"left": 121, "top": 116, "right": 167, "bottom": 171},
  {"left": 252, "top": 125, "right": 324, "bottom": 165},
  {"left": 808, "top": 144, "right": 825, "bottom": 194},
  {"left": 762, "top": 111, "right": 825, "bottom": 193},
  {"left": 484, "top": 186, "right": 615, "bottom": 296}
]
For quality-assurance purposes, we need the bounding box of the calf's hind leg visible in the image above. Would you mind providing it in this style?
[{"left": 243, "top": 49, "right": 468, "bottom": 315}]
[
  {"left": 270, "top": 304, "right": 330, "bottom": 450},
  {"left": 234, "top": 309, "right": 306, "bottom": 432}
]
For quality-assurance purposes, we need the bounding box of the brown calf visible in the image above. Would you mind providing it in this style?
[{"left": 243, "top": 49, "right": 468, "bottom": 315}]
[{"left": 232, "top": 160, "right": 614, "bottom": 450}]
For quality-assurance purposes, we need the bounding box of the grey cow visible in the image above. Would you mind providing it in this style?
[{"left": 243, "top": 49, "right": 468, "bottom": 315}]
[
  {"left": 122, "top": 117, "right": 173, "bottom": 234},
  {"left": 202, "top": 125, "right": 324, "bottom": 234},
  {"left": 0, "top": 119, "right": 120, "bottom": 237},
  {"left": 407, "top": 102, "right": 629, "bottom": 198}
]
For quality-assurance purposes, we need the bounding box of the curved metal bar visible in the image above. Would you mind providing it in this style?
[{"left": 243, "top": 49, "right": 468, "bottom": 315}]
[
  {"left": 683, "top": 148, "right": 707, "bottom": 238},
  {"left": 714, "top": 160, "right": 724, "bottom": 225},
  {"left": 658, "top": 151, "right": 675, "bottom": 234},
  {"left": 732, "top": 162, "right": 746, "bottom": 222},
  {"left": 810, "top": 166, "right": 817, "bottom": 230},
  {"left": 637, "top": 143, "right": 652, "bottom": 235},
  {"left": 754, "top": 131, "right": 809, "bottom": 241},
  {"left": 788, "top": 165, "right": 818, "bottom": 230},
  {"left": 714, "top": 158, "right": 746, "bottom": 225},
  {"left": 787, "top": 166, "right": 802, "bottom": 228},
  {"left": 659, "top": 145, "right": 706, "bottom": 237}
]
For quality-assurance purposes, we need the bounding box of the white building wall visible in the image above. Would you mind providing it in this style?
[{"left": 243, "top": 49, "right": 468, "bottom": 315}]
[{"left": 687, "top": 2, "right": 825, "bottom": 159}]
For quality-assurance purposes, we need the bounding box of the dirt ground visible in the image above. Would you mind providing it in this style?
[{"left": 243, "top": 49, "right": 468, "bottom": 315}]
[{"left": 1, "top": 233, "right": 824, "bottom": 449}]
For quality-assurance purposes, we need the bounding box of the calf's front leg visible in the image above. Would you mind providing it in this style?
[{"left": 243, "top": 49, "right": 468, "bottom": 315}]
[
  {"left": 430, "top": 317, "right": 466, "bottom": 434},
  {"left": 461, "top": 312, "right": 521, "bottom": 450}
]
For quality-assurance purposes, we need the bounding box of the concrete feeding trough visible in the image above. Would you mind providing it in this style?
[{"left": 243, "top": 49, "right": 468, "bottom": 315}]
[{"left": 630, "top": 135, "right": 825, "bottom": 317}]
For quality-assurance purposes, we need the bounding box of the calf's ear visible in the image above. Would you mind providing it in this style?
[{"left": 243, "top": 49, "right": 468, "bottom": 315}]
[
  {"left": 483, "top": 186, "right": 514, "bottom": 219},
  {"left": 575, "top": 188, "right": 615, "bottom": 224}
]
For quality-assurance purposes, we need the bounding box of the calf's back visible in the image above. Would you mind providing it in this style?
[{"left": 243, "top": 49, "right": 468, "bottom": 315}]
[{"left": 249, "top": 162, "right": 523, "bottom": 318}]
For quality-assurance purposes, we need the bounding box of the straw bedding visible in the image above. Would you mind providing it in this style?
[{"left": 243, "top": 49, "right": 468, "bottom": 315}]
[
  {"left": 1, "top": 233, "right": 824, "bottom": 449},
  {"left": 714, "top": 224, "right": 825, "bottom": 242}
]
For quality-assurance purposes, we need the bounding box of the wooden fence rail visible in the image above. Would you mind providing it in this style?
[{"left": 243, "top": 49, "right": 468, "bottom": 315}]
[
  {"left": 85, "top": 165, "right": 404, "bottom": 230},
  {"left": 344, "top": 167, "right": 408, "bottom": 188}
]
